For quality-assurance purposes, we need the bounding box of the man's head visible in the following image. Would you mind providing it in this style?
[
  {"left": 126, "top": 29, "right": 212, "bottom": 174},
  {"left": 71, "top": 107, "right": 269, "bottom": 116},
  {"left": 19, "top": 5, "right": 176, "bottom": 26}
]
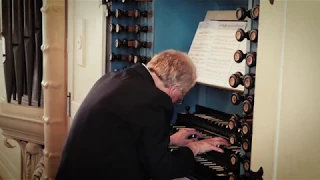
[{"left": 146, "top": 49, "right": 197, "bottom": 103}]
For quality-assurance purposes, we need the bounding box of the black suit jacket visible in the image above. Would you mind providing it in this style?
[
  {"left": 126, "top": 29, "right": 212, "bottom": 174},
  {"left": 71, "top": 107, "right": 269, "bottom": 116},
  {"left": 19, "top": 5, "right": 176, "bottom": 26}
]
[{"left": 56, "top": 63, "right": 195, "bottom": 180}]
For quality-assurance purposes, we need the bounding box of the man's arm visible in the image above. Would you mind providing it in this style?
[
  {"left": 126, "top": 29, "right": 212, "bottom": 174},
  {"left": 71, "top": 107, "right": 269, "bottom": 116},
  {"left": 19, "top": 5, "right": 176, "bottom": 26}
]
[
  {"left": 137, "top": 105, "right": 195, "bottom": 180},
  {"left": 139, "top": 123, "right": 195, "bottom": 180}
]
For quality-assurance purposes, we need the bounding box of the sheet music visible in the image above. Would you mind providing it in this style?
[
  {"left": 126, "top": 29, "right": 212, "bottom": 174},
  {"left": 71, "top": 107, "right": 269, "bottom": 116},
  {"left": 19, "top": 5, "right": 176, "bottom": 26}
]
[{"left": 188, "top": 21, "right": 248, "bottom": 90}]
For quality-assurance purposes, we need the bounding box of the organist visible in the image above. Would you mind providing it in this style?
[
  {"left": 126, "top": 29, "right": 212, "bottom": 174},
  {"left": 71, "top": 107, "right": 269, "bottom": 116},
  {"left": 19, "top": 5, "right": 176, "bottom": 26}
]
[{"left": 56, "top": 49, "right": 230, "bottom": 180}]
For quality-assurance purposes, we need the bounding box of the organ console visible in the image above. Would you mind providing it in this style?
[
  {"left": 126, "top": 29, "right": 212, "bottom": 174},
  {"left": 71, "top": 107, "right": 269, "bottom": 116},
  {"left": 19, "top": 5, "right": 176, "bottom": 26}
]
[
  {"left": 236, "top": 5, "right": 259, "bottom": 20},
  {"left": 170, "top": 105, "right": 263, "bottom": 180},
  {"left": 243, "top": 74, "right": 255, "bottom": 89},
  {"left": 235, "top": 29, "right": 258, "bottom": 42}
]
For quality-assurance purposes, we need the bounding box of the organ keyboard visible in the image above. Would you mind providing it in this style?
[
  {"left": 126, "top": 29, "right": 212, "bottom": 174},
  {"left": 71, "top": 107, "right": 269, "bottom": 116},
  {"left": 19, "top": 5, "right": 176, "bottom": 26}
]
[{"left": 170, "top": 105, "right": 263, "bottom": 180}]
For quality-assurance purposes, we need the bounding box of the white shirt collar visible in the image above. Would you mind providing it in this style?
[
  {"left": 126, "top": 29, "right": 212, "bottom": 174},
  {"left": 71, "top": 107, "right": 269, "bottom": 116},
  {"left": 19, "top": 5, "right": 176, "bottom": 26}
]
[{"left": 142, "top": 63, "right": 151, "bottom": 74}]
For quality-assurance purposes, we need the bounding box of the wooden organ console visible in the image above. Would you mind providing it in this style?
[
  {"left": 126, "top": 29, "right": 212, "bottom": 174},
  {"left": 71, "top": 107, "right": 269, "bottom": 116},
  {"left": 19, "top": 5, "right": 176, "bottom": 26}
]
[
  {"left": 169, "top": 1, "right": 263, "bottom": 180},
  {"left": 170, "top": 105, "right": 263, "bottom": 180},
  {"left": 103, "top": 0, "right": 264, "bottom": 178}
]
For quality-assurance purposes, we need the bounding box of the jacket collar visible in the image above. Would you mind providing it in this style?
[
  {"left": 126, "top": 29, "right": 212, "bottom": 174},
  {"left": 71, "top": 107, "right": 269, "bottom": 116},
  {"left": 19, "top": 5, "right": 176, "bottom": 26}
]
[
  {"left": 130, "top": 63, "right": 155, "bottom": 85},
  {"left": 130, "top": 63, "right": 174, "bottom": 117}
]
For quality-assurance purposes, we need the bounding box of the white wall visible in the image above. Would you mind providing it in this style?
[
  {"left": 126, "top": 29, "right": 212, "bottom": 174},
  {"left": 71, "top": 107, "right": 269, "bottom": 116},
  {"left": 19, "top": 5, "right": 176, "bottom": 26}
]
[
  {"left": 251, "top": 1, "right": 320, "bottom": 179},
  {"left": 67, "top": 0, "right": 106, "bottom": 121}
]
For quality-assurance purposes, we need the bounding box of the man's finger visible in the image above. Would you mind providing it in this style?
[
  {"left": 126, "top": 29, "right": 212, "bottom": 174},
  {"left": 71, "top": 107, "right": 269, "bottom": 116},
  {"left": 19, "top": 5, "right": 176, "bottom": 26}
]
[
  {"left": 184, "top": 128, "right": 196, "bottom": 130},
  {"left": 185, "top": 129, "right": 203, "bottom": 138},
  {"left": 210, "top": 146, "right": 224, "bottom": 153},
  {"left": 191, "top": 138, "right": 198, "bottom": 142},
  {"left": 184, "top": 128, "right": 198, "bottom": 133},
  {"left": 206, "top": 138, "right": 230, "bottom": 147},
  {"left": 181, "top": 139, "right": 197, "bottom": 147},
  {"left": 193, "top": 131, "right": 203, "bottom": 138},
  {"left": 211, "top": 137, "right": 230, "bottom": 144},
  {"left": 215, "top": 138, "right": 230, "bottom": 145}
]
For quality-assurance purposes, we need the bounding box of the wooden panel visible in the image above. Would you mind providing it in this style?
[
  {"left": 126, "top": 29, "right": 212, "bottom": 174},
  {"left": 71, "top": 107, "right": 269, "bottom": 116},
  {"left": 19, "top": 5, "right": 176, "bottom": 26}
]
[
  {"left": 252, "top": 0, "right": 320, "bottom": 179},
  {"left": 250, "top": 0, "right": 287, "bottom": 178},
  {"left": 275, "top": 1, "right": 320, "bottom": 179}
]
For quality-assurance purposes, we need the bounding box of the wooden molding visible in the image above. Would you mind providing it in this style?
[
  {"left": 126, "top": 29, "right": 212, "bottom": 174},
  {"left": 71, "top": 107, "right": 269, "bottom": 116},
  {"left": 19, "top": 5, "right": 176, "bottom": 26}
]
[{"left": 0, "top": 99, "right": 44, "bottom": 145}]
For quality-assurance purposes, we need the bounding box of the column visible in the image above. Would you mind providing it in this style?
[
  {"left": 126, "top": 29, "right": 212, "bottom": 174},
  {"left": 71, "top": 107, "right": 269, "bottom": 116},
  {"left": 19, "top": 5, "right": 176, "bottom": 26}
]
[{"left": 41, "top": 0, "right": 67, "bottom": 179}]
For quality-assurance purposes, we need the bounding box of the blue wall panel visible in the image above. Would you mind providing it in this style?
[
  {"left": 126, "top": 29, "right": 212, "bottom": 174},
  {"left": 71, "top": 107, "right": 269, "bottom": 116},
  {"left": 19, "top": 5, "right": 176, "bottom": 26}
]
[
  {"left": 153, "top": 0, "right": 218, "bottom": 53},
  {"left": 153, "top": 0, "right": 248, "bottom": 122}
]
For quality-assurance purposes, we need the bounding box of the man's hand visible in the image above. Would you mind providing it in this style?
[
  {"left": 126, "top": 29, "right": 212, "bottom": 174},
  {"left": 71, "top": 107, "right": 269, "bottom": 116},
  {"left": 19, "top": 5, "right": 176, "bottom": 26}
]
[
  {"left": 187, "top": 137, "right": 230, "bottom": 156},
  {"left": 170, "top": 128, "right": 202, "bottom": 147}
]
